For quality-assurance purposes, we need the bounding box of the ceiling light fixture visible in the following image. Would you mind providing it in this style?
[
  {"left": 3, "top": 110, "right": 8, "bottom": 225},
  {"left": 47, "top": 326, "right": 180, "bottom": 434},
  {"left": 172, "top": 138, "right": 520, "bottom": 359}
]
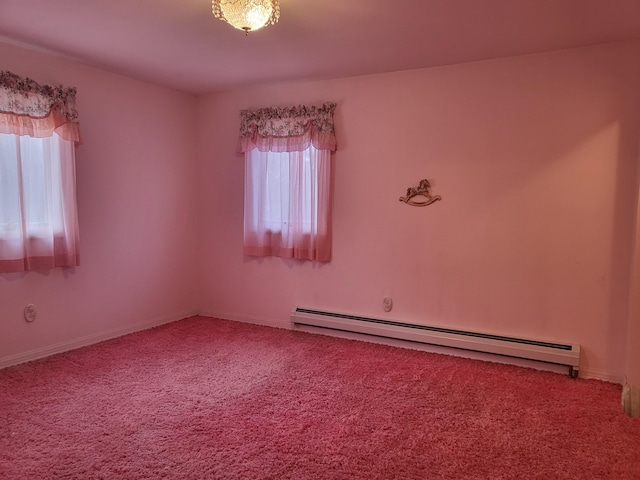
[{"left": 212, "top": 0, "right": 280, "bottom": 35}]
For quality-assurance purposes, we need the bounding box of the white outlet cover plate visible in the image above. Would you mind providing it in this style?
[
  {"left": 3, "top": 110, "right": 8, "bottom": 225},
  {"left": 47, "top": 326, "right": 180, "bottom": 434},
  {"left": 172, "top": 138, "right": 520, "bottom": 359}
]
[
  {"left": 383, "top": 296, "right": 393, "bottom": 312},
  {"left": 24, "top": 304, "right": 36, "bottom": 322}
]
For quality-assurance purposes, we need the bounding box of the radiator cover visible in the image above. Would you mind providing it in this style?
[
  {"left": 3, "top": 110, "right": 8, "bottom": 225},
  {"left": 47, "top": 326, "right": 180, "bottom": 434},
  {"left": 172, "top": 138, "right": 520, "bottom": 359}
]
[{"left": 291, "top": 307, "right": 580, "bottom": 377}]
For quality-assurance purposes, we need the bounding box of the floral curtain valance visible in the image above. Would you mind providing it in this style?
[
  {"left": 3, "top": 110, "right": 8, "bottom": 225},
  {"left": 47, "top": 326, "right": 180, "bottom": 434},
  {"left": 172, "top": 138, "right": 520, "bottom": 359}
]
[
  {"left": 0, "top": 70, "right": 81, "bottom": 144},
  {"left": 237, "top": 102, "right": 336, "bottom": 153}
]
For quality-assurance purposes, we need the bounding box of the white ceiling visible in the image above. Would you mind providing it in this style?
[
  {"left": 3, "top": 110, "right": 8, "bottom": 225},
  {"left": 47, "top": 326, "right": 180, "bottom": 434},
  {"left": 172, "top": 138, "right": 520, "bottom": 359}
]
[{"left": 1, "top": 0, "right": 640, "bottom": 95}]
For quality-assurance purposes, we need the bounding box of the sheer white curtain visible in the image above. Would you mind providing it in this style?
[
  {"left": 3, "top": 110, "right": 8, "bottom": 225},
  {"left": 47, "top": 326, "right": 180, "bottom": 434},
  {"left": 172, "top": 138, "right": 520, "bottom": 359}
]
[
  {"left": 0, "top": 71, "right": 81, "bottom": 273},
  {"left": 244, "top": 146, "right": 331, "bottom": 261},
  {"left": 238, "top": 103, "right": 336, "bottom": 262}
]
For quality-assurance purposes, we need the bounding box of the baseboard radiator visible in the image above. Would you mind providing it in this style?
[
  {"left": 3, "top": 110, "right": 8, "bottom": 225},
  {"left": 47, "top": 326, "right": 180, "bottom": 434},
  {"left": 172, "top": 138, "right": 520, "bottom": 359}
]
[{"left": 291, "top": 308, "right": 581, "bottom": 377}]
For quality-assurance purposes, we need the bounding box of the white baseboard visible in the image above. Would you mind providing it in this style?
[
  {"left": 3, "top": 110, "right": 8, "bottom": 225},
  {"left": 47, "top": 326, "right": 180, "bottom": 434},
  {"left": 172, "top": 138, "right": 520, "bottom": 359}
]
[
  {"left": 198, "top": 311, "right": 626, "bottom": 384},
  {"left": 579, "top": 367, "right": 626, "bottom": 384},
  {"left": 198, "top": 310, "right": 287, "bottom": 330},
  {"left": 4, "top": 309, "right": 626, "bottom": 387},
  {"left": 0, "top": 310, "right": 198, "bottom": 369}
]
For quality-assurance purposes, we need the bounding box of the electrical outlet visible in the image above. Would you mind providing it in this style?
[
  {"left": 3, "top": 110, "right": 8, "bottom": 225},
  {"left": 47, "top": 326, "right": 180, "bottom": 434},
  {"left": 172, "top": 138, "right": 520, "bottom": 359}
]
[
  {"left": 24, "top": 304, "right": 36, "bottom": 322},
  {"left": 382, "top": 296, "right": 393, "bottom": 312}
]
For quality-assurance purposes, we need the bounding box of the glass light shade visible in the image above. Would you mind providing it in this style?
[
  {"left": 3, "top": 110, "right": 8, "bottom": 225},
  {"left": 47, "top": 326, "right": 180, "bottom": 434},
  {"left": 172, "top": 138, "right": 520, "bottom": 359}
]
[{"left": 212, "top": 0, "right": 280, "bottom": 34}]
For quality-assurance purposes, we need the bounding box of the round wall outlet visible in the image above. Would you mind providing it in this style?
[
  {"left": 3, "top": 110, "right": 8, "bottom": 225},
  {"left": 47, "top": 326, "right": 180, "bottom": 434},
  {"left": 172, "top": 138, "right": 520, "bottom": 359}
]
[
  {"left": 382, "top": 296, "right": 393, "bottom": 312},
  {"left": 24, "top": 304, "right": 37, "bottom": 322}
]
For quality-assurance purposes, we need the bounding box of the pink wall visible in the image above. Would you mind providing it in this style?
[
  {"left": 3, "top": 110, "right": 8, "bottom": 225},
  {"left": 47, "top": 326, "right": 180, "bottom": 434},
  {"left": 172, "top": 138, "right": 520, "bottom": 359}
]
[
  {"left": 196, "top": 41, "right": 640, "bottom": 381},
  {"left": 0, "top": 42, "right": 199, "bottom": 362},
  {"left": 1, "top": 38, "right": 639, "bottom": 383}
]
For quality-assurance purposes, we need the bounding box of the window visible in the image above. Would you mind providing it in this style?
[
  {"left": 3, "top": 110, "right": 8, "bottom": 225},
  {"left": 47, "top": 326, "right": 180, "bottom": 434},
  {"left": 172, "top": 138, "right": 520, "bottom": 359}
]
[
  {"left": 1, "top": 134, "right": 65, "bottom": 236},
  {"left": 244, "top": 145, "right": 331, "bottom": 260},
  {"left": 0, "top": 71, "right": 81, "bottom": 273},
  {"left": 238, "top": 103, "right": 336, "bottom": 262},
  {"left": 246, "top": 148, "right": 317, "bottom": 234}
]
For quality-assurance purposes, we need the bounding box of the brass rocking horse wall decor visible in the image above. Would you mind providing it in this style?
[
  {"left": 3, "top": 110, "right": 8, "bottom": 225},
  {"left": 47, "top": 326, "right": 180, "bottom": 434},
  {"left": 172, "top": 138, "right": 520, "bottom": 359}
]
[{"left": 399, "top": 179, "right": 441, "bottom": 207}]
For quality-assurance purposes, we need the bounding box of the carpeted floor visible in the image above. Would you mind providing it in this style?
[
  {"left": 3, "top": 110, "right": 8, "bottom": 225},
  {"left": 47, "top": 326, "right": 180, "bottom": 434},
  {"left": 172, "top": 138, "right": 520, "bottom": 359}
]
[{"left": 1, "top": 316, "right": 639, "bottom": 479}]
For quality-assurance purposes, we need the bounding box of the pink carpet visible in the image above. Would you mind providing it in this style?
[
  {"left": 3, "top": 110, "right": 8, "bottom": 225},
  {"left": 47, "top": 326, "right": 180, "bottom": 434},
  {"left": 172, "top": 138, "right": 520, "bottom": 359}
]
[{"left": 1, "top": 316, "right": 639, "bottom": 479}]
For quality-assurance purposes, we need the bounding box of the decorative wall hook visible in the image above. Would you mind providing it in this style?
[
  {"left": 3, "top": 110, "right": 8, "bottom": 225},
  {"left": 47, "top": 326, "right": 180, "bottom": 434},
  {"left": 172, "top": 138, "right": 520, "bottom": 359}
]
[{"left": 399, "top": 179, "right": 441, "bottom": 207}]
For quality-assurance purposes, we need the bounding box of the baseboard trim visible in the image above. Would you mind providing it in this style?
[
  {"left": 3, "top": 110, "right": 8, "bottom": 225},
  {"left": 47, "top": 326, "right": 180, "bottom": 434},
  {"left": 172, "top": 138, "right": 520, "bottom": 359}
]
[
  {"left": 198, "top": 311, "right": 626, "bottom": 384},
  {"left": 0, "top": 310, "right": 198, "bottom": 369},
  {"left": 579, "top": 367, "right": 625, "bottom": 384},
  {"left": 198, "top": 310, "right": 287, "bottom": 330},
  {"left": 7, "top": 309, "right": 624, "bottom": 385}
]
